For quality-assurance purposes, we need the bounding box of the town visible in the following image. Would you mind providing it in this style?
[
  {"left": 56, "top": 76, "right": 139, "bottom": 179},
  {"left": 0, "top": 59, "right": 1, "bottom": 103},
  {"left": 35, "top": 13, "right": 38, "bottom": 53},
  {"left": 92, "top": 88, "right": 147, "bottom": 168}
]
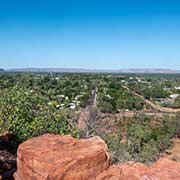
[{"left": 0, "top": 72, "right": 180, "bottom": 168}]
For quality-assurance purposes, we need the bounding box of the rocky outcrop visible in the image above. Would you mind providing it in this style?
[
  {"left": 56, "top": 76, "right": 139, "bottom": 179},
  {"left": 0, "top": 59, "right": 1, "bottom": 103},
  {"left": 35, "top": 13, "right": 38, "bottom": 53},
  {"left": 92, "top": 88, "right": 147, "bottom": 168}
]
[
  {"left": 96, "top": 158, "right": 180, "bottom": 180},
  {"left": 0, "top": 150, "right": 16, "bottom": 179},
  {"left": 14, "top": 134, "right": 180, "bottom": 180},
  {"left": 165, "top": 138, "right": 180, "bottom": 161},
  {"left": 14, "top": 134, "right": 110, "bottom": 180},
  {"left": 0, "top": 132, "right": 16, "bottom": 180},
  {"left": 0, "top": 132, "right": 13, "bottom": 150}
]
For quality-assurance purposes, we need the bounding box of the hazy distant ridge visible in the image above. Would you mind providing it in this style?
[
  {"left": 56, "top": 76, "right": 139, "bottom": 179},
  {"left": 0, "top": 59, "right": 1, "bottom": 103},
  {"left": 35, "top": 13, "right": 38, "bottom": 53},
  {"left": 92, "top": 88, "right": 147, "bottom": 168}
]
[
  {"left": 6, "top": 68, "right": 180, "bottom": 74},
  {"left": 0, "top": 68, "right": 5, "bottom": 72}
]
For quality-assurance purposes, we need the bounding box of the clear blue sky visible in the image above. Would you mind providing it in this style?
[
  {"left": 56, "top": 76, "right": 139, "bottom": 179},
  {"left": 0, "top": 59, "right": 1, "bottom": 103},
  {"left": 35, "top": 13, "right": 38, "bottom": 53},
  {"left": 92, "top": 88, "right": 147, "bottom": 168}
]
[{"left": 1, "top": 0, "right": 180, "bottom": 69}]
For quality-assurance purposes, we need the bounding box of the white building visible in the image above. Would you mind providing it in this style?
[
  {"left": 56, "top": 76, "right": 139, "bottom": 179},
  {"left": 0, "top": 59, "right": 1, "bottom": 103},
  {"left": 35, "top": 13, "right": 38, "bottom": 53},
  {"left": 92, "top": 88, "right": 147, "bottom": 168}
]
[
  {"left": 175, "top": 86, "right": 180, "bottom": 90},
  {"left": 69, "top": 103, "right": 76, "bottom": 110},
  {"left": 170, "top": 94, "right": 180, "bottom": 99}
]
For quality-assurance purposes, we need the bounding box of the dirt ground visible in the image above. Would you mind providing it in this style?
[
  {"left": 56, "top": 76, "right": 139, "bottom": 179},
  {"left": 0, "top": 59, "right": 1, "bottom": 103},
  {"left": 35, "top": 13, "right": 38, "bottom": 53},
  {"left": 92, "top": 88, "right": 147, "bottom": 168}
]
[{"left": 164, "top": 138, "right": 180, "bottom": 161}]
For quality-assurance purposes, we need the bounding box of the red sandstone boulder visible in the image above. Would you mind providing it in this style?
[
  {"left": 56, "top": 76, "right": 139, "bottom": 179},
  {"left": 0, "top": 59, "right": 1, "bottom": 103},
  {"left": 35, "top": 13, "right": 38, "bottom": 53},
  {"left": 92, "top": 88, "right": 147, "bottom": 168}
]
[
  {"left": 95, "top": 162, "right": 149, "bottom": 180},
  {"left": 96, "top": 158, "right": 180, "bottom": 180},
  {"left": 147, "top": 158, "right": 180, "bottom": 180},
  {"left": 14, "top": 134, "right": 110, "bottom": 180},
  {"left": 14, "top": 134, "right": 180, "bottom": 180}
]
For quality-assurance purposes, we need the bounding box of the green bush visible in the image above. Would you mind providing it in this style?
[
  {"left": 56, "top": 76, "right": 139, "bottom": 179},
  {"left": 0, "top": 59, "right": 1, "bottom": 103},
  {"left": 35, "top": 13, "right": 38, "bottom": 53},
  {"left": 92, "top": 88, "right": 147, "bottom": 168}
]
[
  {"left": 98, "top": 101, "right": 114, "bottom": 113},
  {"left": 104, "top": 115, "right": 179, "bottom": 165},
  {"left": 0, "top": 86, "right": 77, "bottom": 145}
]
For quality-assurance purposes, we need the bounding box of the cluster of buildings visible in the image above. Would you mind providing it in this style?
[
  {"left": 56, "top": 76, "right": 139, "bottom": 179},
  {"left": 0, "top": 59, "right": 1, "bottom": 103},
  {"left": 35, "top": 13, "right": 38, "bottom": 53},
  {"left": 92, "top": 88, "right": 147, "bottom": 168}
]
[{"left": 47, "top": 94, "right": 83, "bottom": 110}]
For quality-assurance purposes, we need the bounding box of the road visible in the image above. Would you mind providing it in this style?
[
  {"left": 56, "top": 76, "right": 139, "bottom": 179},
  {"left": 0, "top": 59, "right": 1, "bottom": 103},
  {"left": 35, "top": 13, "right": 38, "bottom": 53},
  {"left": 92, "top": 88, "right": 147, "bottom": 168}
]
[
  {"left": 78, "top": 85, "right": 179, "bottom": 130},
  {"left": 78, "top": 87, "right": 97, "bottom": 130},
  {"left": 123, "top": 85, "right": 180, "bottom": 113},
  {"left": 87, "top": 87, "right": 97, "bottom": 107},
  {"left": 117, "top": 110, "right": 176, "bottom": 118}
]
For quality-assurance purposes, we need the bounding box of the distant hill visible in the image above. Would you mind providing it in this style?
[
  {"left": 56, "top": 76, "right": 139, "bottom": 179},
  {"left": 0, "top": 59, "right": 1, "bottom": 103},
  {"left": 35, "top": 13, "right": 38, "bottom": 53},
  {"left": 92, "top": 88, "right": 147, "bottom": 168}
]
[
  {"left": 6, "top": 68, "right": 180, "bottom": 74},
  {"left": 119, "top": 68, "right": 180, "bottom": 74},
  {"left": 0, "top": 68, "right": 5, "bottom": 72}
]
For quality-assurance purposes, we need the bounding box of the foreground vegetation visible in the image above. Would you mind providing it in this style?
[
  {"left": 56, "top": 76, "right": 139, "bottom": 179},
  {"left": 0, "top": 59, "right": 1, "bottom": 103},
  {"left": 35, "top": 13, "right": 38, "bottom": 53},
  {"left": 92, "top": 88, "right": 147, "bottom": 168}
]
[{"left": 104, "top": 114, "right": 180, "bottom": 164}]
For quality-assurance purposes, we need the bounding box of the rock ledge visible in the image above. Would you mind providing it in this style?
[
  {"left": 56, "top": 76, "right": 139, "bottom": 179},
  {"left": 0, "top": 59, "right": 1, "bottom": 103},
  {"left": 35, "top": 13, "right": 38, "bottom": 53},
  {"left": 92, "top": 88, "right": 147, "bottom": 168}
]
[
  {"left": 14, "top": 134, "right": 109, "bottom": 180},
  {"left": 14, "top": 134, "right": 180, "bottom": 180}
]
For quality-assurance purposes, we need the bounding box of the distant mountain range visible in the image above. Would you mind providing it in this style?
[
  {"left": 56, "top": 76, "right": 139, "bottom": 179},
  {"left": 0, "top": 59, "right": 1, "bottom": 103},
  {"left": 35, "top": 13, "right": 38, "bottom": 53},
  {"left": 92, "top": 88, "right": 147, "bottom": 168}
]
[{"left": 3, "top": 68, "right": 180, "bottom": 74}]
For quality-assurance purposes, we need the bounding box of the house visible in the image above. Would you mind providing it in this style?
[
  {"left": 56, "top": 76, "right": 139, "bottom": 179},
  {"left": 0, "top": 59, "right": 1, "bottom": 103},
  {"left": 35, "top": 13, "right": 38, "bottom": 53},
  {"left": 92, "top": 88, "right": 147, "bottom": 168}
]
[
  {"left": 175, "top": 86, "right": 180, "bottom": 90},
  {"left": 69, "top": 103, "right": 76, "bottom": 110},
  {"left": 74, "top": 95, "right": 83, "bottom": 100},
  {"left": 155, "top": 98, "right": 173, "bottom": 106},
  {"left": 56, "top": 104, "right": 61, "bottom": 109},
  {"left": 58, "top": 95, "right": 65, "bottom": 98},
  {"left": 77, "top": 101, "right": 80, "bottom": 106},
  {"left": 47, "top": 102, "right": 52, "bottom": 106},
  {"left": 106, "top": 94, "right": 113, "bottom": 99},
  {"left": 29, "top": 90, "right": 34, "bottom": 93},
  {"left": 170, "top": 94, "right": 180, "bottom": 99}
]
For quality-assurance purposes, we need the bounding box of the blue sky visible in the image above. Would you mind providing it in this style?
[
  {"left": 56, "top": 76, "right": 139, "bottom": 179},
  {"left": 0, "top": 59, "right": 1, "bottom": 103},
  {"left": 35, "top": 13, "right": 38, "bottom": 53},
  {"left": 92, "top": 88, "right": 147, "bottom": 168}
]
[{"left": 0, "top": 0, "right": 180, "bottom": 69}]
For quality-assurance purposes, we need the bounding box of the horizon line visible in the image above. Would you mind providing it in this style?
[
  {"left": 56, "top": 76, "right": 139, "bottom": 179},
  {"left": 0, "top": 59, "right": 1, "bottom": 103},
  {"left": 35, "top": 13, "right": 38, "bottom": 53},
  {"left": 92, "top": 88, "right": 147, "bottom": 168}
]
[{"left": 2, "top": 67, "right": 180, "bottom": 74}]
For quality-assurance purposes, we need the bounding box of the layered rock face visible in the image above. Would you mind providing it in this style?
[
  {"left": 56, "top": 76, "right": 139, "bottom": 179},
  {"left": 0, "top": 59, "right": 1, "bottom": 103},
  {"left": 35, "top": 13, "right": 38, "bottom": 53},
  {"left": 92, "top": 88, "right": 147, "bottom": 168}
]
[
  {"left": 14, "top": 134, "right": 110, "bottom": 180},
  {"left": 14, "top": 134, "right": 180, "bottom": 180}
]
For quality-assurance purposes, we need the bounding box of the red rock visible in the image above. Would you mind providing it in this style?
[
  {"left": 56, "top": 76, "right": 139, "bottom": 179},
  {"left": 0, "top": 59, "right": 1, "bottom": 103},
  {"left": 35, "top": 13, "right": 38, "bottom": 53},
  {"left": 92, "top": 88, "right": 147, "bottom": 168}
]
[
  {"left": 96, "top": 158, "right": 180, "bottom": 180},
  {"left": 14, "top": 134, "right": 180, "bottom": 180},
  {"left": 146, "top": 158, "right": 180, "bottom": 180},
  {"left": 14, "top": 134, "right": 110, "bottom": 180},
  {"left": 95, "top": 162, "right": 149, "bottom": 180}
]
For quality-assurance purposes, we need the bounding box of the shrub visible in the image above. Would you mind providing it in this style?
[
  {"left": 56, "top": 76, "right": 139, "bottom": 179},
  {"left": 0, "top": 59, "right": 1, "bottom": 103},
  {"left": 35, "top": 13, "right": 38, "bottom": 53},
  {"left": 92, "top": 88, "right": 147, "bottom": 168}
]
[
  {"left": 103, "top": 115, "right": 179, "bottom": 165},
  {"left": 0, "top": 86, "right": 77, "bottom": 145}
]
